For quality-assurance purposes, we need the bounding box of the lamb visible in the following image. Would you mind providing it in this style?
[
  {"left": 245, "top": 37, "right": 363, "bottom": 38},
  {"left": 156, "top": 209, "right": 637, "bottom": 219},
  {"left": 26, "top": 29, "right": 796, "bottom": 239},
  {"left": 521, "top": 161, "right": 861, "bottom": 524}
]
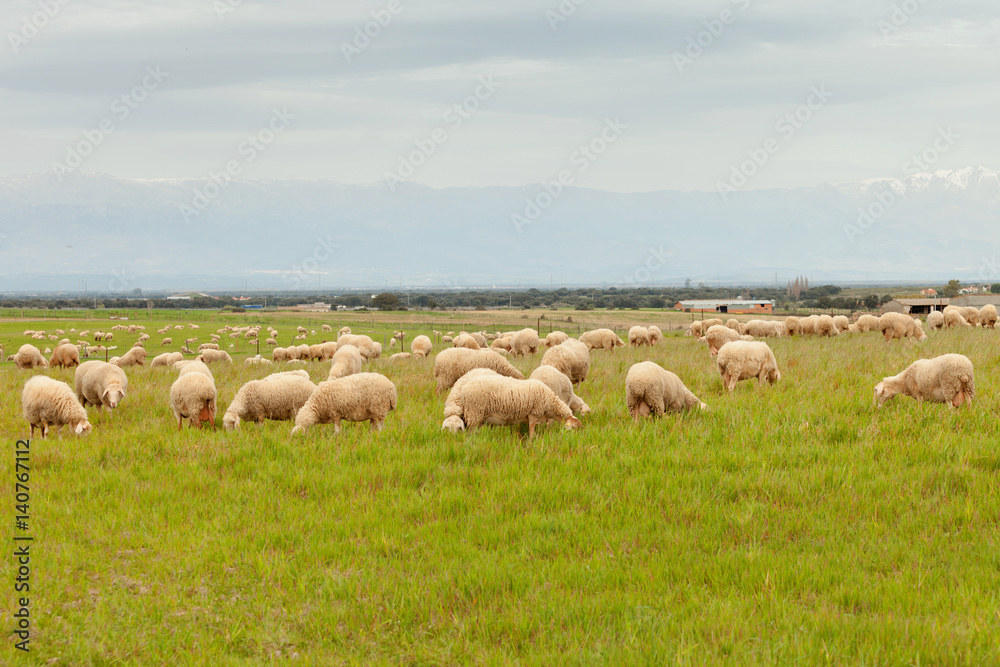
[
  {"left": 979, "top": 304, "right": 998, "bottom": 329},
  {"left": 539, "top": 338, "right": 590, "bottom": 385},
  {"left": 874, "top": 354, "right": 974, "bottom": 409},
  {"left": 815, "top": 315, "right": 840, "bottom": 337},
  {"left": 22, "top": 376, "right": 92, "bottom": 438},
  {"left": 223, "top": 371, "right": 317, "bottom": 430},
  {"left": 410, "top": 335, "right": 433, "bottom": 358},
  {"left": 579, "top": 328, "right": 625, "bottom": 351},
  {"left": 544, "top": 331, "right": 569, "bottom": 347},
  {"left": 329, "top": 344, "right": 363, "bottom": 379},
  {"left": 716, "top": 341, "right": 780, "bottom": 392},
  {"left": 291, "top": 373, "right": 397, "bottom": 434},
  {"left": 447, "top": 374, "right": 581, "bottom": 438},
  {"left": 628, "top": 326, "right": 650, "bottom": 347},
  {"left": 510, "top": 328, "right": 541, "bottom": 356},
  {"left": 625, "top": 361, "right": 706, "bottom": 421},
  {"left": 151, "top": 352, "right": 184, "bottom": 368},
  {"left": 647, "top": 325, "right": 663, "bottom": 345},
  {"left": 197, "top": 349, "right": 233, "bottom": 364},
  {"left": 704, "top": 324, "right": 745, "bottom": 356},
  {"left": 943, "top": 306, "right": 971, "bottom": 329},
  {"left": 49, "top": 343, "right": 80, "bottom": 368},
  {"left": 832, "top": 315, "right": 850, "bottom": 333},
  {"left": 433, "top": 347, "right": 526, "bottom": 392},
  {"left": 879, "top": 312, "right": 927, "bottom": 341},
  {"left": 111, "top": 347, "right": 146, "bottom": 368},
  {"left": 926, "top": 310, "right": 945, "bottom": 331},
  {"left": 170, "top": 372, "right": 218, "bottom": 429},
  {"left": 784, "top": 316, "right": 801, "bottom": 336},
  {"left": 74, "top": 360, "right": 128, "bottom": 411},
  {"left": 452, "top": 333, "right": 481, "bottom": 350},
  {"left": 14, "top": 344, "right": 48, "bottom": 370},
  {"left": 529, "top": 365, "right": 590, "bottom": 416}
]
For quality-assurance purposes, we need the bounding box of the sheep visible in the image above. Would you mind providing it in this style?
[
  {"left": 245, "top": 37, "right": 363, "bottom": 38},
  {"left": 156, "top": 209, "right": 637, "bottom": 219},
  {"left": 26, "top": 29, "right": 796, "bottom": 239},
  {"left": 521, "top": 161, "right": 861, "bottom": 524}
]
[
  {"left": 74, "top": 360, "right": 128, "bottom": 412},
  {"left": 297, "top": 326, "right": 308, "bottom": 335},
  {"left": 441, "top": 335, "right": 454, "bottom": 344},
  {"left": 329, "top": 344, "right": 363, "bottom": 379},
  {"left": 716, "top": 341, "right": 780, "bottom": 392},
  {"left": 390, "top": 352, "right": 412, "bottom": 362},
  {"left": 926, "top": 310, "right": 945, "bottom": 331},
  {"left": 175, "top": 359, "right": 214, "bottom": 380},
  {"left": 784, "top": 316, "right": 801, "bottom": 336},
  {"left": 272, "top": 347, "right": 289, "bottom": 362},
  {"left": 244, "top": 355, "right": 273, "bottom": 366},
  {"left": 832, "top": 315, "right": 850, "bottom": 333},
  {"left": 370, "top": 341, "right": 382, "bottom": 360},
  {"left": 539, "top": 338, "right": 590, "bottom": 385},
  {"left": 943, "top": 306, "right": 971, "bottom": 329},
  {"left": 874, "top": 354, "right": 974, "bottom": 409},
  {"left": 49, "top": 343, "right": 80, "bottom": 368},
  {"left": 336, "top": 334, "right": 376, "bottom": 360},
  {"left": 198, "top": 343, "right": 220, "bottom": 351},
  {"left": 170, "top": 372, "right": 218, "bottom": 429},
  {"left": 879, "top": 312, "right": 927, "bottom": 341},
  {"left": 22, "top": 376, "right": 92, "bottom": 438},
  {"left": 292, "top": 373, "right": 397, "bottom": 435},
  {"left": 111, "top": 347, "right": 147, "bottom": 367},
  {"left": 338, "top": 326, "right": 351, "bottom": 336},
  {"left": 545, "top": 331, "right": 569, "bottom": 347},
  {"left": 704, "top": 324, "right": 745, "bottom": 356},
  {"left": 447, "top": 374, "right": 581, "bottom": 438},
  {"left": 151, "top": 352, "right": 184, "bottom": 368},
  {"left": 959, "top": 306, "right": 980, "bottom": 327},
  {"left": 647, "top": 325, "right": 663, "bottom": 345},
  {"left": 161, "top": 337, "right": 173, "bottom": 346},
  {"left": 815, "top": 315, "right": 840, "bottom": 337},
  {"left": 726, "top": 319, "right": 742, "bottom": 331},
  {"left": 180, "top": 346, "right": 194, "bottom": 355},
  {"left": 741, "top": 320, "right": 783, "bottom": 338},
  {"left": 223, "top": 371, "right": 317, "bottom": 430},
  {"left": 799, "top": 315, "right": 818, "bottom": 335},
  {"left": 469, "top": 333, "right": 487, "bottom": 348},
  {"left": 452, "top": 333, "right": 481, "bottom": 350},
  {"left": 14, "top": 344, "right": 48, "bottom": 370},
  {"left": 979, "top": 304, "right": 998, "bottom": 329},
  {"left": 433, "top": 348, "right": 525, "bottom": 392},
  {"left": 625, "top": 361, "right": 706, "bottom": 421},
  {"left": 410, "top": 335, "right": 433, "bottom": 358},
  {"left": 321, "top": 324, "right": 332, "bottom": 333},
  {"left": 389, "top": 338, "right": 397, "bottom": 348},
  {"left": 628, "top": 326, "right": 650, "bottom": 347},
  {"left": 510, "top": 328, "right": 541, "bottom": 356},
  {"left": 686, "top": 321, "right": 703, "bottom": 337},
  {"left": 855, "top": 314, "right": 881, "bottom": 332},
  {"left": 104, "top": 332, "right": 114, "bottom": 342},
  {"left": 529, "top": 365, "right": 590, "bottom": 416},
  {"left": 132, "top": 341, "right": 145, "bottom": 349},
  {"left": 579, "top": 328, "right": 625, "bottom": 352},
  {"left": 490, "top": 336, "right": 512, "bottom": 351},
  {"left": 443, "top": 368, "right": 502, "bottom": 432},
  {"left": 197, "top": 349, "right": 233, "bottom": 364}
]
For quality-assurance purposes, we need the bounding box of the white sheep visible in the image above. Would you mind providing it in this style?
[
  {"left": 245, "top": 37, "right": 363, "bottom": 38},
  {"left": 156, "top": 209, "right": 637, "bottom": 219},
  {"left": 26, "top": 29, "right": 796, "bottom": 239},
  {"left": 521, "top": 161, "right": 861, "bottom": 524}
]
[
  {"left": 628, "top": 326, "right": 650, "bottom": 347},
  {"left": 529, "top": 365, "right": 590, "bottom": 416},
  {"left": 832, "top": 315, "right": 850, "bottom": 333},
  {"left": 175, "top": 359, "right": 214, "bottom": 380},
  {"left": 799, "top": 315, "right": 818, "bottom": 335},
  {"left": 716, "top": 341, "right": 780, "bottom": 392},
  {"left": 410, "top": 335, "right": 433, "bottom": 358},
  {"left": 539, "top": 338, "right": 590, "bottom": 385},
  {"left": 22, "top": 375, "right": 92, "bottom": 438},
  {"left": 647, "top": 325, "right": 663, "bottom": 345},
  {"left": 292, "top": 373, "right": 397, "bottom": 435},
  {"left": 336, "top": 334, "right": 377, "bottom": 360},
  {"left": 979, "top": 304, "right": 998, "bottom": 329},
  {"left": 625, "top": 361, "right": 706, "bottom": 421},
  {"left": 942, "top": 306, "right": 971, "bottom": 329},
  {"left": 704, "top": 324, "right": 745, "bottom": 356},
  {"left": 452, "top": 333, "right": 480, "bottom": 350},
  {"left": 447, "top": 374, "right": 581, "bottom": 438},
  {"left": 544, "top": 331, "right": 569, "bottom": 347},
  {"left": 854, "top": 314, "right": 881, "bottom": 332},
  {"left": 433, "top": 348, "right": 525, "bottom": 392},
  {"left": 874, "top": 353, "right": 974, "bottom": 409},
  {"left": 198, "top": 342, "right": 220, "bottom": 352},
  {"left": 579, "top": 328, "right": 625, "bottom": 352},
  {"left": 74, "top": 360, "right": 128, "bottom": 411},
  {"left": 329, "top": 344, "right": 363, "bottom": 379},
  {"left": 926, "top": 310, "right": 945, "bottom": 331},
  {"left": 14, "top": 344, "right": 48, "bottom": 370},
  {"left": 151, "top": 352, "right": 184, "bottom": 368},
  {"left": 741, "top": 320, "right": 783, "bottom": 338},
  {"left": 322, "top": 324, "right": 332, "bottom": 333},
  {"left": 783, "top": 316, "right": 801, "bottom": 336},
  {"left": 197, "top": 349, "right": 233, "bottom": 364},
  {"left": 169, "top": 372, "right": 217, "bottom": 429},
  {"left": 389, "top": 352, "right": 412, "bottom": 362},
  {"left": 442, "top": 368, "right": 502, "bottom": 432},
  {"left": 815, "top": 315, "right": 840, "bottom": 337},
  {"left": 244, "top": 355, "right": 273, "bottom": 366},
  {"left": 111, "top": 347, "right": 147, "bottom": 368},
  {"left": 223, "top": 371, "right": 317, "bottom": 430},
  {"left": 510, "top": 328, "right": 540, "bottom": 356},
  {"left": 879, "top": 312, "right": 927, "bottom": 341},
  {"left": 49, "top": 343, "right": 80, "bottom": 368}
]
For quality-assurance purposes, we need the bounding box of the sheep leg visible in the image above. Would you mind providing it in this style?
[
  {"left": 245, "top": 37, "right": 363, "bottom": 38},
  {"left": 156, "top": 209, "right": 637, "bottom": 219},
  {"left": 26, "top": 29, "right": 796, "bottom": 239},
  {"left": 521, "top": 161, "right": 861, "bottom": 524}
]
[
  {"left": 29, "top": 423, "right": 35, "bottom": 439},
  {"left": 333, "top": 418, "right": 342, "bottom": 435},
  {"left": 528, "top": 415, "right": 538, "bottom": 439}
]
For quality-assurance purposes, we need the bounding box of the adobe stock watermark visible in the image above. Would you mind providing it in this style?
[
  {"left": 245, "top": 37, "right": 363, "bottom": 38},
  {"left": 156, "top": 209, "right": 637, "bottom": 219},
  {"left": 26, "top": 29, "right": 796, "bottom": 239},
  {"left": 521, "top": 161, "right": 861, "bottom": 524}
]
[
  {"left": 877, "top": 0, "right": 931, "bottom": 38},
  {"left": 178, "top": 107, "right": 294, "bottom": 223},
  {"left": 213, "top": 0, "right": 244, "bottom": 20},
  {"left": 546, "top": 0, "right": 589, "bottom": 31},
  {"left": 283, "top": 236, "right": 339, "bottom": 289},
  {"left": 673, "top": 0, "right": 751, "bottom": 72},
  {"left": 716, "top": 84, "right": 833, "bottom": 202},
  {"left": 511, "top": 117, "right": 627, "bottom": 233},
  {"left": 340, "top": 0, "right": 412, "bottom": 63},
  {"left": 108, "top": 267, "right": 136, "bottom": 293},
  {"left": 51, "top": 65, "right": 169, "bottom": 181},
  {"left": 8, "top": 0, "right": 72, "bottom": 55},
  {"left": 977, "top": 256, "right": 1000, "bottom": 282},
  {"left": 384, "top": 75, "right": 501, "bottom": 192},
  {"left": 843, "top": 126, "right": 960, "bottom": 244},
  {"left": 618, "top": 245, "right": 674, "bottom": 286}
]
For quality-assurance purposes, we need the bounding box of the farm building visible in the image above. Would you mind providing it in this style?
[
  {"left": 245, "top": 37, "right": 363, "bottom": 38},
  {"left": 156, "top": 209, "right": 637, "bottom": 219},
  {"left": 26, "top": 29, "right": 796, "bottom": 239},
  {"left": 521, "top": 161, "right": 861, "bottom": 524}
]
[
  {"left": 949, "top": 295, "right": 1000, "bottom": 308},
  {"left": 882, "top": 298, "right": 949, "bottom": 315},
  {"left": 675, "top": 299, "right": 774, "bottom": 314}
]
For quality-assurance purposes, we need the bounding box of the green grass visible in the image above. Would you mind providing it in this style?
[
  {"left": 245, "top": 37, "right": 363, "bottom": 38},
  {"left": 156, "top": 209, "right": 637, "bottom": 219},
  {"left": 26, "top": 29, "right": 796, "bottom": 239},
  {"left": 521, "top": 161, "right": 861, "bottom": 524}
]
[{"left": 1, "top": 315, "right": 999, "bottom": 664}]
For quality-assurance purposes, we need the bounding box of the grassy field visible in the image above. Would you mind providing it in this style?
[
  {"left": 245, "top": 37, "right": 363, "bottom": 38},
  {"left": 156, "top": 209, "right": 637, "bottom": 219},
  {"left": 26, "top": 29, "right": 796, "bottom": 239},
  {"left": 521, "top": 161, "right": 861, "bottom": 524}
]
[{"left": 1, "top": 311, "right": 999, "bottom": 664}]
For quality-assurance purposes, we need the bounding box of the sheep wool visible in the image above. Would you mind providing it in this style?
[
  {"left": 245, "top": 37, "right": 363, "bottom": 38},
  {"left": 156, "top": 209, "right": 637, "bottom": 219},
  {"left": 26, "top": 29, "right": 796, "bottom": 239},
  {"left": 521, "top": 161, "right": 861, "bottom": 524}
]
[
  {"left": 979, "top": 304, "right": 998, "bottom": 329},
  {"left": 389, "top": 352, "right": 412, "bottom": 362},
  {"left": 544, "top": 331, "right": 569, "bottom": 348},
  {"left": 292, "top": 373, "right": 397, "bottom": 435},
  {"left": 49, "top": 343, "right": 80, "bottom": 368},
  {"left": 111, "top": 347, "right": 147, "bottom": 368},
  {"left": 716, "top": 341, "right": 780, "bottom": 392},
  {"left": 784, "top": 316, "right": 801, "bottom": 336},
  {"left": 855, "top": 314, "right": 881, "bottom": 332},
  {"left": 942, "top": 307, "right": 971, "bottom": 329},
  {"left": 625, "top": 361, "right": 705, "bottom": 421},
  {"left": 410, "top": 335, "right": 433, "bottom": 358},
  {"left": 647, "top": 325, "right": 663, "bottom": 345},
  {"left": 451, "top": 374, "right": 581, "bottom": 438},
  {"left": 170, "top": 372, "right": 218, "bottom": 429},
  {"left": 329, "top": 344, "right": 363, "bottom": 379},
  {"left": 510, "top": 328, "right": 541, "bottom": 356},
  {"left": 75, "top": 360, "right": 128, "bottom": 411},
  {"left": 22, "top": 376, "right": 92, "bottom": 438},
  {"left": 704, "top": 324, "right": 743, "bottom": 356},
  {"left": 529, "top": 365, "right": 590, "bottom": 416},
  {"left": 443, "top": 368, "right": 501, "bottom": 424},
  {"left": 223, "top": 371, "right": 317, "bottom": 430},
  {"left": 875, "top": 353, "right": 974, "bottom": 408},
  {"left": 175, "top": 359, "right": 214, "bottom": 380},
  {"left": 452, "top": 333, "right": 481, "bottom": 350},
  {"left": 815, "top": 315, "right": 840, "bottom": 337},
  {"left": 832, "top": 315, "right": 850, "bottom": 333},
  {"left": 14, "top": 344, "right": 48, "bottom": 370},
  {"left": 578, "top": 328, "right": 625, "bottom": 352},
  {"left": 879, "top": 312, "right": 927, "bottom": 341},
  {"left": 433, "top": 348, "right": 525, "bottom": 392},
  {"left": 539, "top": 338, "right": 590, "bottom": 385},
  {"left": 926, "top": 310, "right": 945, "bottom": 331},
  {"left": 198, "top": 349, "right": 233, "bottom": 364},
  {"left": 628, "top": 326, "right": 650, "bottom": 347}
]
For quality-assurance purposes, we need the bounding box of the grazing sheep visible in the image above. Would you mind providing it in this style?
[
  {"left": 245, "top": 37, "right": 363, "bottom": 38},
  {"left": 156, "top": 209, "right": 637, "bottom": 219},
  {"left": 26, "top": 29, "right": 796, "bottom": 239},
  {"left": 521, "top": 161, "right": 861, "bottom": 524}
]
[
  {"left": 433, "top": 348, "right": 525, "bottom": 392},
  {"left": 874, "top": 354, "right": 974, "bottom": 409},
  {"left": 943, "top": 306, "right": 971, "bottom": 329},
  {"left": 879, "top": 312, "right": 927, "bottom": 341},
  {"left": 491, "top": 336, "right": 512, "bottom": 351},
  {"left": 815, "top": 315, "right": 840, "bottom": 337},
  {"left": 959, "top": 306, "right": 980, "bottom": 327},
  {"left": 625, "top": 361, "right": 706, "bottom": 421},
  {"left": 686, "top": 321, "right": 703, "bottom": 338},
  {"left": 151, "top": 352, "right": 184, "bottom": 368},
  {"left": 223, "top": 371, "right": 317, "bottom": 430},
  {"left": 161, "top": 337, "right": 173, "bottom": 346},
  {"left": 926, "top": 310, "right": 945, "bottom": 331},
  {"left": 197, "top": 349, "right": 233, "bottom": 364},
  {"left": 704, "top": 324, "right": 745, "bottom": 356},
  {"left": 336, "top": 334, "right": 376, "bottom": 360},
  {"left": 22, "top": 376, "right": 92, "bottom": 438},
  {"left": 390, "top": 352, "right": 412, "bottom": 362},
  {"left": 443, "top": 368, "right": 501, "bottom": 431},
  {"left": 579, "top": 328, "right": 625, "bottom": 352},
  {"left": 297, "top": 326, "right": 308, "bottom": 335},
  {"left": 49, "top": 343, "right": 80, "bottom": 368},
  {"left": 716, "top": 341, "right": 780, "bottom": 392},
  {"left": 628, "top": 326, "right": 651, "bottom": 347},
  {"left": 452, "top": 333, "right": 481, "bottom": 350},
  {"left": 272, "top": 347, "right": 288, "bottom": 362},
  {"left": 111, "top": 347, "right": 147, "bottom": 368},
  {"left": 448, "top": 374, "right": 581, "bottom": 438},
  {"left": 529, "top": 365, "right": 590, "bottom": 416},
  {"left": 410, "top": 335, "right": 433, "bottom": 358},
  {"left": 198, "top": 342, "right": 220, "bottom": 352},
  {"left": 74, "top": 361, "right": 128, "bottom": 411},
  {"left": 469, "top": 333, "right": 487, "bottom": 348},
  {"left": 545, "top": 331, "right": 569, "bottom": 347},
  {"left": 647, "top": 325, "right": 663, "bottom": 345},
  {"left": 169, "top": 372, "right": 217, "bottom": 429},
  {"left": 740, "top": 320, "right": 782, "bottom": 338},
  {"left": 338, "top": 326, "right": 351, "bottom": 336},
  {"left": 539, "top": 338, "right": 590, "bottom": 385},
  {"left": 14, "top": 344, "right": 48, "bottom": 370},
  {"left": 175, "top": 359, "right": 214, "bottom": 380},
  {"left": 726, "top": 319, "right": 742, "bottom": 331},
  {"left": 441, "top": 335, "right": 454, "bottom": 344},
  {"left": 292, "top": 373, "right": 397, "bottom": 434},
  {"left": 855, "top": 314, "right": 881, "bottom": 332},
  {"left": 980, "top": 304, "right": 998, "bottom": 329},
  {"left": 329, "top": 344, "right": 363, "bottom": 379},
  {"left": 799, "top": 315, "right": 818, "bottom": 335},
  {"left": 832, "top": 315, "right": 850, "bottom": 333},
  {"left": 266, "top": 338, "right": 278, "bottom": 347},
  {"left": 321, "top": 324, "right": 332, "bottom": 333},
  {"left": 244, "top": 355, "right": 273, "bottom": 366},
  {"left": 783, "top": 316, "right": 801, "bottom": 336},
  {"left": 510, "top": 328, "right": 541, "bottom": 356}
]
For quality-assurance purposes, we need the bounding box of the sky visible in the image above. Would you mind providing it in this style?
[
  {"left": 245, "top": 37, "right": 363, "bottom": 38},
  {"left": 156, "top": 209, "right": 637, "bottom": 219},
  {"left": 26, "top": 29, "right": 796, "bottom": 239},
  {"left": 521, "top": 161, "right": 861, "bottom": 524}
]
[{"left": 1, "top": 0, "right": 998, "bottom": 193}]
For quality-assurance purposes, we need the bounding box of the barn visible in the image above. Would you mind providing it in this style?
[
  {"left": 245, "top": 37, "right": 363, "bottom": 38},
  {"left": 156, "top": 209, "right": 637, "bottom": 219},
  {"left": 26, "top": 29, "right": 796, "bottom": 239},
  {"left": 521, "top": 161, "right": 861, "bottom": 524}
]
[{"left": 675, "top": 299, "right": 774, "bottom": 314}]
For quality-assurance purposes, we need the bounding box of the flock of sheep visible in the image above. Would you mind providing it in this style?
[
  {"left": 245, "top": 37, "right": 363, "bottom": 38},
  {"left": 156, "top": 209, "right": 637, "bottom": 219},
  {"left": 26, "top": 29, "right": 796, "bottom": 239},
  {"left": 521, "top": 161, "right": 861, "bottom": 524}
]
[{"left": 9, "top": 304, "right": 985, "bottom": 438}]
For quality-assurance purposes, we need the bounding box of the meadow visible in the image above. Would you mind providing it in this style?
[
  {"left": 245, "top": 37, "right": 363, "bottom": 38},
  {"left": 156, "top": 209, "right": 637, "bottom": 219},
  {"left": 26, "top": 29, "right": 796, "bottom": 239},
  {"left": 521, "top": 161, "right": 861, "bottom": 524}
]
[{"left": 1, "top": 309, "right": 999, "bottom": 665}]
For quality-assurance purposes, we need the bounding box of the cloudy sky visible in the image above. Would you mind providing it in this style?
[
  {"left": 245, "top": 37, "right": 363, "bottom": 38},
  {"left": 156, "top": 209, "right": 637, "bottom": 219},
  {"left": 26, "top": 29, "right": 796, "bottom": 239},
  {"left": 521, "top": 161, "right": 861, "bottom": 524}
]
[{"left": 1, "top": 0, "right": 998, "bottom": 193}]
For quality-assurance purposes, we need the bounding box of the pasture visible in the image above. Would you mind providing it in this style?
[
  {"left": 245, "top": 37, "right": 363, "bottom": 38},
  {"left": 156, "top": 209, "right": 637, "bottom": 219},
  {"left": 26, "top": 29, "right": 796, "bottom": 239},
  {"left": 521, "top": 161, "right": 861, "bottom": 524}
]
[{"left": 1, "top": 311, "right": 998, "bottom": 664}]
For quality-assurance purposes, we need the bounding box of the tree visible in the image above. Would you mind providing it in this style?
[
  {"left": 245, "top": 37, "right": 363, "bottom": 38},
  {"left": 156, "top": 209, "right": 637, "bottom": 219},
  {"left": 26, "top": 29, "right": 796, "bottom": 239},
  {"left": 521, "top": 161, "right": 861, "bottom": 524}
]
[
  {"left": 941, "top": 280, "right": 961, "bottom": 298},
  {"left": 372, "top": 293, "right": 400, "bottom": 310},
  {"left": 991, "top": 284, "right": 1000, "bottom": 294}
]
